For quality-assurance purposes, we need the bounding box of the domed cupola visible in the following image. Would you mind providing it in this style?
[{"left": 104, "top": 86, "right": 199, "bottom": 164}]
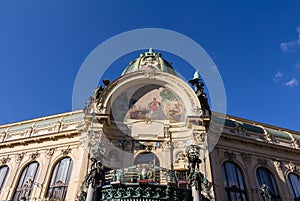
[{"left": 121, "top": 48, "right": 177, "bottom": 76}]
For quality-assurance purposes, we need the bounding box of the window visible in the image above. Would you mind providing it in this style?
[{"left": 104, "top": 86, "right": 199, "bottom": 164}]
[
  {"left": 222, "top": 161, "right": 247, "bottom": 201},
  {"left": 134, "top": 152, "right": 160, "bottom": 166},
  {"left": 46, "top": 157, "right": 73, "bottom": 200},
  {"left": 13, "top": 162, "right": 39, "bottom": 201},
  {"left": 0, "top": 166, "right": 9, "bottom": 192},
  {"left": 256, "top": 167, "right": 280, "bottom": 201},
  {"left": 288, "top": 173, "right": 300, "bottom": 201}
]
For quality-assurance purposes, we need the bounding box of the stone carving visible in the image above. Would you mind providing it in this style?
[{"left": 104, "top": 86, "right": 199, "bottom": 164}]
[
  {"left": 241, "top": 153, "right": 252, "bottom": 164},
  {"left": 235, "top": 124, "right": 246, "bottom": 135},
  {"left": 83, "top": 79, "right": 110, "bottom": 115},
  {"left": 0, "top": 156, "right": 10, "bottom": 165},
  {"left": 61, "top": 146, "right": 72, "bottom": 156},
  {"left": 26, "top": 126, "right": 34, "bottom": 137},
  {"left": 143, "top": 142, "right": 153, "bottom": 152},
  {"left": 273, "top": 160, "right": 282, "bottom": 171},
  {"left": 15, "top": 152, "right": 26, "bottom": 162},
  {"left": 83, "top": 96, "right": 95, "bottom": 116},
  {"left": 30, "top": 151, "right": 40, "bottom": 160},
  {"left": 54, "top": 121, "right": 62, "bottom": 132},
  {"left": 0, "top": 131, "right": 7, "bottom": 142},
  {"left": 288, "top": 162, "right": 296, "bottom": 172},
  {"left": 263, "top": 130, "right": 272, "bottom": 142},
  {"left": 224, "top": 151, "right": 236, "bottom": 161},
  {"left": 164, "top": 127, "right": 170, "bottom": 138},
  {"left": 193, "top": 131, "right": 205, "bottom": 144},
  {"left": 193, "top": 106, "right": 203, "bottom": 116},
  {"left": 257, "top": 158, "right": 268, "bottom": 166},
  {"left": 175, "top": 151, "right": 187, "bottom": 163},
  {"left": 292, "top": 138, "right": 300, "bottom": 148},
  {"left": 46, "top": 148, "right": 55, "bottom": 157}
]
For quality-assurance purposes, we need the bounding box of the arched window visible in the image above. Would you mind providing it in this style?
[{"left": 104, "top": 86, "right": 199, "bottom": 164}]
[
  {"left": 46, "top": 157, "right": 73, "bottom": 200},
  {"left": 256, "top": 167, "right": 280, "bottom": 201},
  {"left": 134, "top": 153, "right": 160, "bottom": 182},
  {"left": 13, "top": 162, "right": 39, "bottom": 201},
  {"left": 0, "top": 166, "right": 9, "bottom": 192},
  {"left": 288, "top": 173, "right": 300, "bottom": 200},
  {"left": 222, "top": 161, "right": 247, "bottom": 201},
  {"left": 134, "top": 152, "right": 160, "bottom": 166}
]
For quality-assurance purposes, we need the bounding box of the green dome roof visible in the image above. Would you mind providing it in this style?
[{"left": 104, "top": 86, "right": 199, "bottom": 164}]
[{"left": 121, "top": 48, "right": 177, "bottom": 76}]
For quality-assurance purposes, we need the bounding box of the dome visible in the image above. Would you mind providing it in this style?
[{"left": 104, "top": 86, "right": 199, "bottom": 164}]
[{"left": 121, "top": 48, "right": 177, "bottom": 76}]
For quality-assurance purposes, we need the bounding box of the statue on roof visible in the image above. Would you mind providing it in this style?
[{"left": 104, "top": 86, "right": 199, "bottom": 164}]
[{"left": 189, "top": 71, "right": 211, "bottom": 116}]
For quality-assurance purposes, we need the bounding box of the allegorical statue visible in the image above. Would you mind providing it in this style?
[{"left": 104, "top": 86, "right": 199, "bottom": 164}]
[
  {"left": 83, "top": 79, "right": 111, "bottom": 115},
  {"left": 188, "top": 71, "right": 211, "bottom": 116},
  {"left": 93, "top": 79, "right": 110, "bottom": 104}
]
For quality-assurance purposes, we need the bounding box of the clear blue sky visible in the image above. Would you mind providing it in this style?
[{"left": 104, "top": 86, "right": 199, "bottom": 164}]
[{"left": 1, "top": 1, "right": 300, "bottom": 131}]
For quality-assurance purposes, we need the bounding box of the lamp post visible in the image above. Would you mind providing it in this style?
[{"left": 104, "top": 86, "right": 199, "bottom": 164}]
[
  {"left": 186, "top": 144, "right": 202, "bottom": 201},
  {"left": 85, "top": 158, "right": 104, "bottom": 201}
]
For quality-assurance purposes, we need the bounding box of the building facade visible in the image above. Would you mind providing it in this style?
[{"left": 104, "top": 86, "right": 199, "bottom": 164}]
[
  {"left": 0, "top": 111, "right": 87, "bottom": 201},
  {"left": 0, "top": 49, "right": 300, "bottom": 201}
]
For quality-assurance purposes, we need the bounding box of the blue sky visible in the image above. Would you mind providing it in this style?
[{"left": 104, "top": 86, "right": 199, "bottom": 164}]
[{"left": 0, "top": 1, "right": 300, "bottom": 131}]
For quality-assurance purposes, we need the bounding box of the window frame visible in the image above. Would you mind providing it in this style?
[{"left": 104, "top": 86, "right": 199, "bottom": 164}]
[
  {"left": 0, "top": 165, "right": 9, "bottom": 192},
  {"left": 222, "top": 161, "right": 248, "bottom": 201},
  {"left": 287, "top": 173, "right": 300, "bottom": 201},
  {"left": 46, "top": 157, "right": 73, "bottom": 200},
  {"left": 12, "top": 162, "right": 39, "bottom": 201},
  {"left": 256, "top": 167, "right": 281, "bottom": 201}
]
